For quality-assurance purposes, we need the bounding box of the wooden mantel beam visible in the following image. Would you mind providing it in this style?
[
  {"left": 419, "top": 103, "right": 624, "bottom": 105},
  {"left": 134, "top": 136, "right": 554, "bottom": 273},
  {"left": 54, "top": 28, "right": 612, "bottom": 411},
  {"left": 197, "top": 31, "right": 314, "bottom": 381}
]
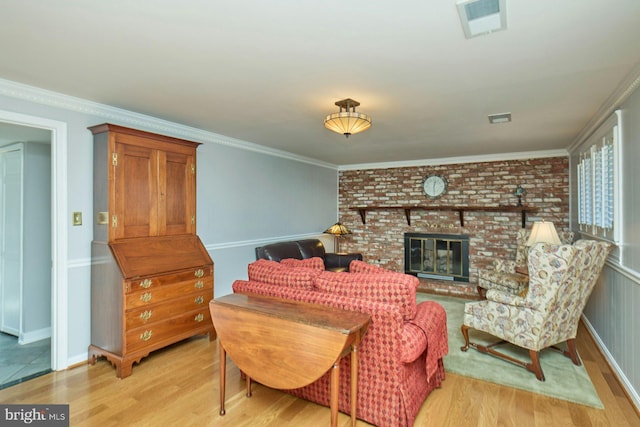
[{"left": 349, "top": 205, "right": 539, "bottom": 228}]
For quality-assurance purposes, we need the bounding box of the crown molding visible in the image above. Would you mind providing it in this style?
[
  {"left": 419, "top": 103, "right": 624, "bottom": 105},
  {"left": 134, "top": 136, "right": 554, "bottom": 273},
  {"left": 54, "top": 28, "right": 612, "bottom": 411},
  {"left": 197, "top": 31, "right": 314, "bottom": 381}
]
[
  {"left": 338, "top": 149, "right": 568, "bottom": 171},
  {"left": 568, "top": 60, "right": 640, "bottom": 153},
  {"left": 0, "top": 78, "right": 338, "bottom": 170},
  {"left": 0, "top": 78, "right": 581, "bottom": 173}
]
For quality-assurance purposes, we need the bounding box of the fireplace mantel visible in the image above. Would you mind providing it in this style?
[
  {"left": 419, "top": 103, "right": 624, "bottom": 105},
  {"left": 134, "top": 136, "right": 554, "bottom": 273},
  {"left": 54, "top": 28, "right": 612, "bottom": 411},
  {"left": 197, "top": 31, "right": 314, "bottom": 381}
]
[{"left": 349, "top": 205, "right": 538, "bottom": 228}]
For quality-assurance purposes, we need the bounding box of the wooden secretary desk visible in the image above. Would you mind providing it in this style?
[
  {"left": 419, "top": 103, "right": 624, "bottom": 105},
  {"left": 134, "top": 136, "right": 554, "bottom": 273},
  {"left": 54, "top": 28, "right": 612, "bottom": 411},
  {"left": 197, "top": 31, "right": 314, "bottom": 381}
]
[{"left": 88, "top": 124, "right": 214, "bottom": 378}]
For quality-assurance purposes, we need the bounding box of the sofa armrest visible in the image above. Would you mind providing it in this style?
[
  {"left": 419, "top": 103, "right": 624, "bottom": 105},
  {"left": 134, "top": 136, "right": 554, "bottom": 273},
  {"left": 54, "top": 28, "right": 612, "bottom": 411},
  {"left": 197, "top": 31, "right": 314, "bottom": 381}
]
[
  {"left": 407, "top": 301, "right": 448, "bottom": 381},
  {"left": 324, "top": 252, "right": 363, "bottom": 272},
  {"left": 400, "top": 323, "right": 428, "bottom": 363}
]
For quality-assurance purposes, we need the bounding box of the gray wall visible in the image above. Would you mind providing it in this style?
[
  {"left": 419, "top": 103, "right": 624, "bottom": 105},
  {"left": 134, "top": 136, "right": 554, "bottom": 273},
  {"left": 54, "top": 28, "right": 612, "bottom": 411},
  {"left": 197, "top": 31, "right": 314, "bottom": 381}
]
[
  {"left": 0, "top": 84, "right": 338, "bottom": 364},
  {"left": 22, "top": 141, "right": 52, "bottom": 338},
  {"left": 0, "top": 140, "right": 52, "bottom": 343},
  {"left": 570, "top": 80, "right": 640, "bottom": 407},
  {"left": 620, "top": 88, "right": 640, "bottom": 270},
  {"left": 197, "top": 141, "right": 338, "bottom": 294}
]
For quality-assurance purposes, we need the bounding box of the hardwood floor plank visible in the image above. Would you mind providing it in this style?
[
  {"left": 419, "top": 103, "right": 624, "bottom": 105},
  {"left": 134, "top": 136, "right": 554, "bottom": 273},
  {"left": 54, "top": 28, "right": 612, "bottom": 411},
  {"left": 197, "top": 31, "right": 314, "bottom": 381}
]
[{"left": 0, "top": 326, "right": 637, "bottom": 426}]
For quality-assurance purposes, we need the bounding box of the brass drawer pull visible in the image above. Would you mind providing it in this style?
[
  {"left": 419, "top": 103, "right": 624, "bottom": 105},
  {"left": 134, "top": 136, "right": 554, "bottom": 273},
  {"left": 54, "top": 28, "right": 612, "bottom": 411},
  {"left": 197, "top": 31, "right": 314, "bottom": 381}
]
[
  {"left": 139, "top": 310, "right": 153, "bottom": 321},
  {"left": 194, "top": 313, "right": 204, "bottom": 322},
  {"left": 140, "top": 330, "right": 153, "bottom": 341},
  {"left": 194, "top": 280, "right": 204, "bottom": 289},
  {"left": 140, "top": 292, "right": 152, "bottom": 303},
  {"left": 194, "top": 296, "right": 204, "bottom": 305},
  {"left": 140, "top": 279, "right": 153, "bottom": 289},
  {"left": 195, "top": 269, "right": 205, "bottom": 278}
]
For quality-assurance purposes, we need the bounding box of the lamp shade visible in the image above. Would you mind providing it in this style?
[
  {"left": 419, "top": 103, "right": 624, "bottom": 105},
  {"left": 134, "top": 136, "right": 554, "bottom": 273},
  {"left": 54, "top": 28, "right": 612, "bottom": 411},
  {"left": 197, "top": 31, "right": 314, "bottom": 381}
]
[
  {"left": 526, "top": 221, "right": 561, "bottom": 246},
  {"left": 324, "top": 222, "right": 352, "bottom": 236},
  {"left": 324, "top": 98, "right": 372, "bottom": 138}
]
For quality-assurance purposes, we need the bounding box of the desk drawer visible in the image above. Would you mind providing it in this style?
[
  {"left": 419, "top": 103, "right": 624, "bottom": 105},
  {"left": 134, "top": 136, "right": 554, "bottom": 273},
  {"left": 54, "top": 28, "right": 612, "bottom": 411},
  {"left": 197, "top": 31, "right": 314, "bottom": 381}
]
[
  {"left": 126, "top": 291, "right": 211, "bottom": 329},
  {"left": 125, "top": 277, "right": 212, "bottom": 309},
  {"left": 125, "top": 308, "right": 211, "bottom": 353},
  {"left": 125, "top": 267, "right": 212, "bottom": 293}
]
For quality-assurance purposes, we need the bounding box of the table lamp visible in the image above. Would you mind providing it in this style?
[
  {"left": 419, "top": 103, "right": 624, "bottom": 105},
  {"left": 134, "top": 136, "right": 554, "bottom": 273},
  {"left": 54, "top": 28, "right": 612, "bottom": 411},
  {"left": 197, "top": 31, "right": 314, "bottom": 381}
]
[
  {"left": 323, "top": 222, "right": 352, "bottom": 253},
  {"left": 526, "top": 220, "right": 561, "bottom": 246}
]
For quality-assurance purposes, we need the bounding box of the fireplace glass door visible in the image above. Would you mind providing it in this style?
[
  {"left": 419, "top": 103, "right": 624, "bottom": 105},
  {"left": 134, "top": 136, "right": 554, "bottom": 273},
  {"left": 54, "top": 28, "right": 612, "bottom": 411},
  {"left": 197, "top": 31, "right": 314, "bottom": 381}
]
[{"left": 405, "top": 233, "right": 469, "bottom": 282}]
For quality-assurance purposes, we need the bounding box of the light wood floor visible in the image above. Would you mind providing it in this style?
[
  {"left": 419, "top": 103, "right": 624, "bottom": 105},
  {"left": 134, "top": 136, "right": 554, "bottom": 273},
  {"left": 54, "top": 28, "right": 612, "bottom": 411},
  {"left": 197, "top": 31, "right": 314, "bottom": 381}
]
[{"left": 0, "top": 322, "right": 638, "bottom": 426}]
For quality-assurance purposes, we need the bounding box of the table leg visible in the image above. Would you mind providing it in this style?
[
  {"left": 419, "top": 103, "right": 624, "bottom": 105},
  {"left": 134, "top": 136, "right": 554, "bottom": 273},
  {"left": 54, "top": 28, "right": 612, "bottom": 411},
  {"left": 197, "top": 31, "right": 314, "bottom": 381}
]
[
  {"left": 330, "top": 361, "right": 339, "bottom": 427},
  {"left": 351, "top": 342, "right": 359, "bottom": 427},
  {"left": 219, "top": 344, "right": 226, "bottom": 416},
  {"left": 246, "top": 373, "right": 252, "bottom": 397}
]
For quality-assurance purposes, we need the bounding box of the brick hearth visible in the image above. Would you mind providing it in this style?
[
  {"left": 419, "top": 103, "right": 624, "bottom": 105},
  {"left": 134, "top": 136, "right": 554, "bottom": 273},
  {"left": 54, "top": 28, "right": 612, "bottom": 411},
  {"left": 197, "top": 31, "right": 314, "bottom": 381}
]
[{"left": 416, "top": 278, "right": 477, "bottom": 298}]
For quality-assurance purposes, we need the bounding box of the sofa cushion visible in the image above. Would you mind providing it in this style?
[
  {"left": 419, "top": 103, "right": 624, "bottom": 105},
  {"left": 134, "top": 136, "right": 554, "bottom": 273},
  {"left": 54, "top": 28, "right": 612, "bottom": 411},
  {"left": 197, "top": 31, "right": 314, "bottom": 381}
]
[
  {"left": 313, "top": 271, "right": 418, "bottom": 320},
  {"left": 280, "top": 257, "right": 325, "bottom": 271},
  {"left": 349, "top": 260, "right": 393, "bottom": 274},
  {"left": 247, "top": 259, "right": 318, "bottom": 290}
]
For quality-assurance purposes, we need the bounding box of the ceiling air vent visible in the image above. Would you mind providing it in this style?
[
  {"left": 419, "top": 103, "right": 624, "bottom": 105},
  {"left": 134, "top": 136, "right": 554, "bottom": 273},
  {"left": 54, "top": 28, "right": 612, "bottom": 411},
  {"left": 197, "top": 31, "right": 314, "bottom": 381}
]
[
  {"left": 488, "top": 112, "right": 511, "bottom": 124},
  {"left": 457, "top": 0, "right": 507, "bottom": 39}
]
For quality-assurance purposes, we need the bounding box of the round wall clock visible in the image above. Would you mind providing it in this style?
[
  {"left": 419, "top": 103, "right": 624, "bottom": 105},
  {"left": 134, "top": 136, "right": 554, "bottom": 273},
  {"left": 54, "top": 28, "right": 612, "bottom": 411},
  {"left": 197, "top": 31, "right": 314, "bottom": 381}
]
[{"left": 423, "top": 175, "right": 447, "bottom": 199}]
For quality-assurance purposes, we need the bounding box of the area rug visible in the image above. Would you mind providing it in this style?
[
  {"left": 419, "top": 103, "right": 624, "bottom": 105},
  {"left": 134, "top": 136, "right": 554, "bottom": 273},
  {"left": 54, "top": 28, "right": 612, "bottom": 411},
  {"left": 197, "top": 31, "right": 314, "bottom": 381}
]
[{"left": 417, "top": 293, "right": 604, "bottom": 409}]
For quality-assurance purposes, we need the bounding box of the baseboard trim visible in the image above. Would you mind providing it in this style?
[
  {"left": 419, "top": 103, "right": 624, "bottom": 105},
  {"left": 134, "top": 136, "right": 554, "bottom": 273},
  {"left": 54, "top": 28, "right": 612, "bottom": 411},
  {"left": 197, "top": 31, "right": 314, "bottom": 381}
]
[
  {"left": 19, "top": 327, "right": 51, "bottom": 345},
  {"left": 581, "top": 314, "right": 640, "bottom": 415}
]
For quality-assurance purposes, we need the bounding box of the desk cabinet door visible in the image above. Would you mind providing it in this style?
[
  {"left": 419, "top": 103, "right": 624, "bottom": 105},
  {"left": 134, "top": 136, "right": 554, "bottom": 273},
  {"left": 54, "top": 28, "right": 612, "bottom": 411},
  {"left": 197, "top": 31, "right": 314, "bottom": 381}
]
[
  {"left": 113, "top": 141, "right": 159, "bottom": 239},
  {"left": 112, "top": 140, "right": 196, "bottom": 239}
]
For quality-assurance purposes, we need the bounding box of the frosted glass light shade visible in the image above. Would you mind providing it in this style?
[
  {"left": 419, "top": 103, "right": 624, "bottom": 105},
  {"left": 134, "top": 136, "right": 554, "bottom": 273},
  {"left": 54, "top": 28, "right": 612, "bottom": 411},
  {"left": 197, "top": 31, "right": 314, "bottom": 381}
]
[
  {"left": 324, "top": 98, "right": 372, "bottom": 137},
  {"left": 324, "top": 112, "right": 372, "bottom": 137}
]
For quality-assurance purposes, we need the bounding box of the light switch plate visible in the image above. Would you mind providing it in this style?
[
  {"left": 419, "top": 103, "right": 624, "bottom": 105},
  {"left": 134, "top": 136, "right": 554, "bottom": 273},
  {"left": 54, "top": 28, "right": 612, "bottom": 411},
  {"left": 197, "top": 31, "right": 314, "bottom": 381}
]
[{"left": 72, "top": 211, "right": 82, "bottom": 226}]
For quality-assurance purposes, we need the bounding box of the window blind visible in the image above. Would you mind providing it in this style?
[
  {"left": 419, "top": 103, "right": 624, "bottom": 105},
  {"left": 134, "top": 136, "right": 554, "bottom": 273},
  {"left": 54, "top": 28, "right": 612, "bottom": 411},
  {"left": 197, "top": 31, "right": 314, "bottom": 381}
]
[{"left": 576, "top": 111, "right": 619, "bottom": 241}]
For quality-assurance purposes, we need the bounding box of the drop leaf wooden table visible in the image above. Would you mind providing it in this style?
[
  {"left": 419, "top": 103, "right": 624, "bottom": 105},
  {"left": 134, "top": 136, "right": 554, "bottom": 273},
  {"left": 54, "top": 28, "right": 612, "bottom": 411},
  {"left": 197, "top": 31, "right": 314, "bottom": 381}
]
[{"left": 209, "top": 293, "right": 370, "bottom": 427}]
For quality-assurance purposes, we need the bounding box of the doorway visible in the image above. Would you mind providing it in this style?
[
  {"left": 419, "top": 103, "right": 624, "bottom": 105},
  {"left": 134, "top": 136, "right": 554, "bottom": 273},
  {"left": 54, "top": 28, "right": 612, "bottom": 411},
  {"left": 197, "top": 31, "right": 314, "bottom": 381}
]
[
  {"left": 0, "top": 135, "right": 52, "bottom": 388},
  {"left": 0, "top": 110, "right": 68, "bottom": 375}
]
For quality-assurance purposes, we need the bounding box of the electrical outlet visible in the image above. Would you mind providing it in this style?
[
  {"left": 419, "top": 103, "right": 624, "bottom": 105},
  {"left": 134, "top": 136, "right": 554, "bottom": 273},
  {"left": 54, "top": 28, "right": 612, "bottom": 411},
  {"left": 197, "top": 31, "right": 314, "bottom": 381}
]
[{"left": 72, "top": 212, "right": 82, "bottom": 226}]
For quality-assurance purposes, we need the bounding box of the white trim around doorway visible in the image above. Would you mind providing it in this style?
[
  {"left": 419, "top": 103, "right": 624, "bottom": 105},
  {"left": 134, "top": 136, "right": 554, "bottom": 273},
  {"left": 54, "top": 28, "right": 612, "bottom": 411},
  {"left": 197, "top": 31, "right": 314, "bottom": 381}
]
[{"left": 0, "top": 109, "right": 68, "bottom": 371}]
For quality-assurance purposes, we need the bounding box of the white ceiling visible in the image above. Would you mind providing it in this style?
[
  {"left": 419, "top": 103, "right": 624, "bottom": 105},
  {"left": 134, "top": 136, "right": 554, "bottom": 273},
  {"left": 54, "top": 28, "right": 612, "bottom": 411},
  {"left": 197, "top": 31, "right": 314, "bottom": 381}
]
[{"left": 1, "top": 0, "right": 639, "bottom": 166}]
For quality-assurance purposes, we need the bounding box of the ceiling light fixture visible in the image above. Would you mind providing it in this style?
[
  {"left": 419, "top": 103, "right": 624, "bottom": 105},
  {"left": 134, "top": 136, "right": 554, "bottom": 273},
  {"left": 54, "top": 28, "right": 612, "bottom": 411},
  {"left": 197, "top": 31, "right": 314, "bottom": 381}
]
[
  {"left": 457, "top": 0, "right": 507, "bottom": 39},
  {"left": 488, "top": 112, "right": 512, "bottom": 124},
  {"left": 324, "top": 98, "right": 372, "bottom": 138}
]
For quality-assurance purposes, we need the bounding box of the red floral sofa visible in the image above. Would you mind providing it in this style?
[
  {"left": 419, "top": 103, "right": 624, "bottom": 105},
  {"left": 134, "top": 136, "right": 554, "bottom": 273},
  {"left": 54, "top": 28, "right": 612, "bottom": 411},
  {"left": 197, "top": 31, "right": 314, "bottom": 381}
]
[{"left": 231, "top": 258, "right": 448, "bottom": 427}]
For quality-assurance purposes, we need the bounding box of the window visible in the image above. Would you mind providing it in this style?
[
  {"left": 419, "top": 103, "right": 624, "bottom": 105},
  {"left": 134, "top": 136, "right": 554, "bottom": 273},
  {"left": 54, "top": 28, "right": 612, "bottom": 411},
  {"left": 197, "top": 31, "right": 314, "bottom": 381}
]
[{"left": 577, "top": 111, "right": 620, "bottom": 242}]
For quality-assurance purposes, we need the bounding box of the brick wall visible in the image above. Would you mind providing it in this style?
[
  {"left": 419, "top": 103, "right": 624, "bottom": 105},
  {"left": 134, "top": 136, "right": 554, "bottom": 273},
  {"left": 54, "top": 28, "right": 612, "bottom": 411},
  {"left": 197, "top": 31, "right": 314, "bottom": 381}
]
[{"left": 338, "top": 157, "right": 569, "bottom": 296}]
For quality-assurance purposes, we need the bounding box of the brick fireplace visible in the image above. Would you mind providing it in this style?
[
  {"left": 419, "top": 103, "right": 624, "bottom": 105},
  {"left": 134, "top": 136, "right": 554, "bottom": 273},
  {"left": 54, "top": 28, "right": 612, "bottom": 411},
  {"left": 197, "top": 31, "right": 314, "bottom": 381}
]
[{"left": 337, "top": 157, "right": 570, "bottom": 297}]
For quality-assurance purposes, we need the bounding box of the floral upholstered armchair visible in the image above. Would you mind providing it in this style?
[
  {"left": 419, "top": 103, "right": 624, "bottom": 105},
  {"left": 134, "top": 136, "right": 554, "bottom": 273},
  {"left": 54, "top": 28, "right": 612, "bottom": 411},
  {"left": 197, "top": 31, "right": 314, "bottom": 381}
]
[
  {"left": 461, "top": 239, "right": 612, "bottom": 381},
  {"left": 477, "top": 228, "right": 574, "bottom": 298}
]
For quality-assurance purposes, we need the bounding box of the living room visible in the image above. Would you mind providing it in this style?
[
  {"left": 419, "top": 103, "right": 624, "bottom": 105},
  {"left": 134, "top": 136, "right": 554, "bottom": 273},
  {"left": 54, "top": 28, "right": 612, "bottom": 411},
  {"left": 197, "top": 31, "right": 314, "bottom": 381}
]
[{"left": 0, "top": 1, "right": 639, "bottom": 425}]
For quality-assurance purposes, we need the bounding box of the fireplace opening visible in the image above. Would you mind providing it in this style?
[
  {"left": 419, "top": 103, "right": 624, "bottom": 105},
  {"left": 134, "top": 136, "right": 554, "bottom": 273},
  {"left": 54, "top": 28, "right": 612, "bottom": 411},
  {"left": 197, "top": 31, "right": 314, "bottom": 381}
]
[{"left": 404, "top": 232, "right": 470, "bottom": 282}]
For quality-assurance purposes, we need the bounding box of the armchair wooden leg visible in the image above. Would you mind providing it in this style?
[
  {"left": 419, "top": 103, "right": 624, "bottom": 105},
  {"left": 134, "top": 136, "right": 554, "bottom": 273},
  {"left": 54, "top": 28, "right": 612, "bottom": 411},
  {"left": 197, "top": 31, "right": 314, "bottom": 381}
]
[
  {"left": 461, "top": 324, "right": 471, "bottom": 351},
  {"left": 549, "top": 339, "right": 582, "bottom": 366},
  {"left": 528, "top": 350, "right": 545, "bottom": 382},
  {"left": 476, "top": 286, "right": 486, "bottom": 299},
  {"left": 566, "top": 339, "right": 582, "bottom": 366}
]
